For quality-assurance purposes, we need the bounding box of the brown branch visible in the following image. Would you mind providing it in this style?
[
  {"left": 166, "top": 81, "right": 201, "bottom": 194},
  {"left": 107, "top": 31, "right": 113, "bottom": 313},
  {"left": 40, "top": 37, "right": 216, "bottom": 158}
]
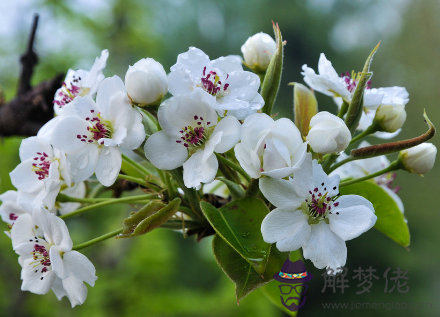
[
  {"left": 0, "top": 14, "right": 64, "bottom": 137},
  {"left": 17, "top": 14, "right": 39, "bottom": 96},
  {"left": 0, "top": 74, "right": 64, "bottom": 137}
]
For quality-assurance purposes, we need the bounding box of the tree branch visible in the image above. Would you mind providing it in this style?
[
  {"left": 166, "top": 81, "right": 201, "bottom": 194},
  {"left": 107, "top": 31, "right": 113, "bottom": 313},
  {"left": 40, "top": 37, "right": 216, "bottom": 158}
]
[{"left": 0, "top": 14, "right": 64, "bottom": 137}]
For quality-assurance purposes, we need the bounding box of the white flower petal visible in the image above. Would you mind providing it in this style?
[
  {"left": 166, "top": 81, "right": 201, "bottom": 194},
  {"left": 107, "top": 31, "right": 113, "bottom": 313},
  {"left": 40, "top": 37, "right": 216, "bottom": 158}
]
[
  {"left": 144, "top": 131, "right": 188, "bottom": 170},
  {"left": 259, "top": 177, "right": 304, "bottom": 210},
  {"left": 167, "top": 63, "right": 197, "bottom": 96},
  {"left": 261, "top": 208, "right": 310, "bottom": 247},
  {"left": 234, "top": 143, "right": 260, "bottom": 179},
  {"left": 50, "top": 116, "right": 91, "bottom": 154},
  {"left": 95, "top": 146, "right": 122, "bottom": 186},
  {"left": 329, "top": 195, "right": 376, "bottom": 241},
  {"left": 302, "top": 221, "right": 347, "bottom": 271},
  {"left": 68, "top": 147, "right": 100, "bottom": 183},
  {"left": 10, "top": 159, "right": 43, "bottom": 193},
  {"left": 183, "top": 150, "right": 218, "bottom": 189},
  {"left": 95, "top": 76, "right": 126, "bottom": 116},
  {"left": 312, "top": 160, "right": 340, "bottom": 197},
  {"left": 63, "top": 250, "right": 97, "bottom": 286},
  {"left": 61, "top": 275, "right": 88, "bottom": 308},
  {"left": 240, "top": 113, "right": 274, "bottom": 149},
  {"left": 33, "top": 207, "right": 73, "bottom": 250},
  {"left": 20, "top": 259, "right": 56, "bottom": 294},
  {"left": 174, "top": 47, "right": 210, "bottom": 78},
  {"left": 211, "top": 55, "right": 243, "bottom": 73},
  {"left": 158, "top": 92, "right": 218, "bottom": 138},
  {"left": 220, "top": 71, "right": 261, "bottom": 104},
  {"left": 11, "top": 213, "right": 35, "bottom": 248},
  {"left": 19, "top": 137, "right": 54, "bottom": 162},
  {"left": 50, "top": 245, "right": 69, "bottom": 279},
  {"left": 120, "top": 120, "right": 146, "bottom": 150},
  {"left": 212, "top": 116, "right": 241, "bottom": 153}
]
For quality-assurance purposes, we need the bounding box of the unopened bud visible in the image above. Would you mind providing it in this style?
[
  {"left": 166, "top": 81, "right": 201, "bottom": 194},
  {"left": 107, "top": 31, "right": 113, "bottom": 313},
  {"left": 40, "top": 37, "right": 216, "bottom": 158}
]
[
  {"left": 375, "top": 104, "right": 407, "bottom": 133},
  {"left": 241, "top": 32, "right": 276, "bottom": 73},
  {"left": 292, "top": 83, "right": 318, "bottom": 137},
  {"left": 306, "top": 111, "right": 351, "bottom": 154},
  {"left": 125, "top": 58, "right": 168, "bottom": 106},
  {"left": 399, "top": 143, "right": 437, "bottom": 174}
]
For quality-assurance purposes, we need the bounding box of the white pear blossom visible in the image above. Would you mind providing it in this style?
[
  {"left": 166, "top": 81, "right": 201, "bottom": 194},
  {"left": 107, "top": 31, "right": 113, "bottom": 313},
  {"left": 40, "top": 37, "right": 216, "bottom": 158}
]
[
  {"left": 144, "top": 91, "right": 241, "bottom": 189},
  {"left": 53, "top": 49, "right": 109, "bottom": 115},
  {"left": 49, "top": 76, "right": 146, "bottom": 187},
  {"left": 306, "top": 111, "right": 351, "bottom": 154},
  {"left": 303, "top": 54, "right": 410, "bottom": 139},
  {"left": 9, "top": 136, "right": 72, "bottom": 210},
  {"left": 168, "top": 47, "right": 264, "bottom": 120},
  {"left": 125, "top": 58, "right": 168, "bottom": 106},
  {"left": 400, "top": 143, "right": 437, "bottom": 174},
  {"left": 12, "top": 207, "right": 97, "bottom": 307},
  {"left": 260, "top": 154, "right": 377, "bottom": 271},
  {"left": 0, "top": 190, "right": 28, "bottom": 226},
  {"left": 235, "top": 113, "right": 307, "bottom": 179},
  {"left": 331, "top": 141, "right": 404, "bottom": 213},
  {"left": 241, "top": 32, "right": 276, "bottom": 71}
]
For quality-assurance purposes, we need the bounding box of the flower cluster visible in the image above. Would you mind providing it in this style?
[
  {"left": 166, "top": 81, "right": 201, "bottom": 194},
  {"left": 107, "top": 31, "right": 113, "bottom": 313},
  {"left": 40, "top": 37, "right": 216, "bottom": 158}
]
[{"left": 0, "top": 24, "right": 437, "bottom": 310}]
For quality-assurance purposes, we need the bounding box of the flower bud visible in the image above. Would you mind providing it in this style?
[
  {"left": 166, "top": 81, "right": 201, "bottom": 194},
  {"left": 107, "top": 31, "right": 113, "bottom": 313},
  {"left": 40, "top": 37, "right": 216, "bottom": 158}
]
[
  {"left": 241, "top": 32, "right": 276, "bottom": 72},
  {"left": 306, "top": 111, "right": 351, "bottom": 154},
  {"left": 374, "top": 104, "right": 407, "bottom": 133},
  {"left": 125, "top": 58, "right": 168, "bottom": 106},
  {"left": 293, "top": 83, "right": 318, "bottom": 137},
  {"left": 399, "top": 143, "right": 437, "bottom": 174}
]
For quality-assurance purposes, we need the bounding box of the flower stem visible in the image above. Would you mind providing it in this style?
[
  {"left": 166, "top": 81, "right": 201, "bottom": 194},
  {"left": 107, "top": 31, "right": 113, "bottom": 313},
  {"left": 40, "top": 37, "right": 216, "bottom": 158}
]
[
  {"left": 167, "top": 168, "right": 203, "bottom": 219},
  {"left": 57, "top": 194, "right": 109, "bottom": 203},
  {"left": 349, "top": 124, "right": 376, "bottom": 145},
  {"left": 337, "top": 100, "right": 349, "bottom": 118},
  {"left": 121, "top": 153, "right": 150, "bottom": 176},
  {"left": 339, "top": 160, "right": 400, "bottom": 188},
  {"left": 214, "top": 153, "right": 251, "bottom": 182},
  {"left": 326, "top": 156, "right": 356, "bottom": 174},
  {"left": 72, "top": 228, "right": 123, "bottom": 251},
  {"left": 245, "top": 178, "right": 260, "bottom": 197},
  {"left": 117, "top": 174, "right": 148, "bottom": 187},
  {"left": 60, "top": 194, "right": 159, "bottom": 220}
]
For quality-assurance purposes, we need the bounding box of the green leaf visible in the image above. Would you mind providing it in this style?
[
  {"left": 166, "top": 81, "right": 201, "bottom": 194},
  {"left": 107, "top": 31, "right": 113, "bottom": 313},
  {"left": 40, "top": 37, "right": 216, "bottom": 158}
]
[
  {"left": 217, "top": 177, "right": 245, "bottom": 200},
  {"left": 259, "top": 250, "right": 303, "bottom": 316},
  {"left": 339, "top": 180, "right": 410, "bottom": 247},
  {"left": 118, "top": 198, "right": 181, "bottom": 238},
  {"left": 212, "top": 234, "right": 288, "bottom": 304},
  {"left": 201, "top": 197, "right": 271, "bottom": 274},
  {"left": 345, "top": 42, "right": 380, "bottom": 134},
  {"left": 261, "top": 22, "right": 284, "bottom": 116}
]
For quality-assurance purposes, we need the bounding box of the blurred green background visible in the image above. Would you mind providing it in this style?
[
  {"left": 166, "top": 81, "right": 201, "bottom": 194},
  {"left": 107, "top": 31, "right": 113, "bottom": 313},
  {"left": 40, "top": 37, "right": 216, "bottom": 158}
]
[{"left": 1, "top": 0, "right": 439, "bottom": 316}]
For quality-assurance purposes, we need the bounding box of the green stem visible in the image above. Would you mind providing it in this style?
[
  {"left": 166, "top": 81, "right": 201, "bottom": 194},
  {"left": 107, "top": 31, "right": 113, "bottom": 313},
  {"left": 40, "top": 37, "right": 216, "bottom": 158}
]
[
  {"left": 214, "top": 153, "right": 251, "bottom": 182},
  {"left": 322, "top": 154, "right": 339, "bottom": 173},
  {"left": 57, "top": 194, "right": 109, "bottom": 203},
  {"left": 326, "top": 156, "right": 356, "bottom": 174},
  {"left": 117, "top": 174, "right": 147, "bottom": 187},
  {"left": 350, "top": 124, "right": 377, "bottom": 145},
  {"left": 164, "top": 172, "right": 178, "bottom": 200},
  {"left": 245, "top": 178, "right": 260, "bottom": 197},
  {"left": 168, "top": 169, "right": 203, "bottom": 219},
  {"left": 72, "top": 228, "right": 123, "bottom": 251},
  {"left": 337, "top": 100, "right": 349, "bottom": 118},
  {"left": 160, "top": 219, "right": 206, "bottom": 230},
  {"left": 339, "top": 160, "right": 400, "bottom": 188},
  {"left": 122, "top": 153, "right": 150, "bottom": 176},
  {"left": 60, "top": 194, "right": 159, "bottom": 220}
]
